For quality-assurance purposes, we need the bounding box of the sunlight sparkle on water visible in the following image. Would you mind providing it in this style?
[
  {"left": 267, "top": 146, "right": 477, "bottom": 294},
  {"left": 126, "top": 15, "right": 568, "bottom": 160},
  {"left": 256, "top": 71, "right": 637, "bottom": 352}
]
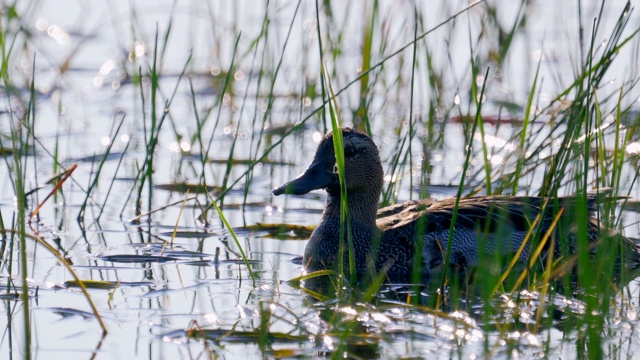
[
  {"left": 312, "top": 131, "right": 323, "bottom": 143},
  {"left": 302, "top": 18, "right": 317, "bottom": 30},
  {"left": 50, "top": 66, "right": 61, "bottom": 76},
  {"left": 35, "top": 18, "right": 48, "bottom": 31},
  {"left": 46, "top": 24, "right": 69, "bottom": 45},
  {"left": 93, "top": 76, "right": 104, "bottom": 87},
  {"left": 626, "top": 141, "right": 640, "bottom": 155},
  {"left": 534, "top": 93, "right": 549, "bottom": 103},
  {"left": 340, "top": 306, "right": 358, "bottom": 316},
  {"left": 134, "top": 40, "right": 146, "bottom": 58},
  {"left": 264, "top": 205, "right": 283, "bottom": 215},
  {"left": 531, "top": 49, "right": 545, "bottom": 61},
  {"left": 204, "top": 313, "right": 219, "bottom": 325},
  {"left": 489, "top": 155, "right": 503, "bottom": 165},
  {"left": 323, "top": 335, "right": 334, "bottom": 350},
  {"left": 168, "top": 141, "right": 190, "bottom": 152},
  {"left": 384, "top": 174, "right": 398, "bottom": 183},
  {"left": 100, "top": 59, "right": 116, "bottom": 75},
  {"left": 370, "top": 312, "right": 391, "bottom": 323}
]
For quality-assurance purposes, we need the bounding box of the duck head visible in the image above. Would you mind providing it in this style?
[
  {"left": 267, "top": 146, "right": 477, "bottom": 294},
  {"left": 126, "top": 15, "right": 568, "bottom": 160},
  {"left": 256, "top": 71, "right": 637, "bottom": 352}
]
[{"left": 273, "top": 127, "right": 383, "bottom": 198}]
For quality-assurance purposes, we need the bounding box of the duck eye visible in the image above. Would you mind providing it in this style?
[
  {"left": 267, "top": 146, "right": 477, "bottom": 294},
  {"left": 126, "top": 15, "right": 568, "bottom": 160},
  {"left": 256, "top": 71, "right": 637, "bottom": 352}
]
[{"left": 344, "top": 146, "right": 356, "bottom": 158}]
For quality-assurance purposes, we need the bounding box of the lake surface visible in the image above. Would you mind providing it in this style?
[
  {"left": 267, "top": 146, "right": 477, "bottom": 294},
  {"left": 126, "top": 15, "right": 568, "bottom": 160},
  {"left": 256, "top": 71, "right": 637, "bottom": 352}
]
[{"left": 1, "top": 0, "right": 640, "bottom": 358}]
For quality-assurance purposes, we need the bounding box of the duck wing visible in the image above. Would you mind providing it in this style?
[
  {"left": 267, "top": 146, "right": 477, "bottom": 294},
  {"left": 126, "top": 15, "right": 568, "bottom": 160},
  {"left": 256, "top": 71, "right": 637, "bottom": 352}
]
[
  {"left": 375, "top": 191, "right": 640, "bottom": 274},
  {"left": 376, "top": 193, "right": 606, "bottom": 234},
  {"left": 376, "top": 199, "right": 435, "bottom": 218}
]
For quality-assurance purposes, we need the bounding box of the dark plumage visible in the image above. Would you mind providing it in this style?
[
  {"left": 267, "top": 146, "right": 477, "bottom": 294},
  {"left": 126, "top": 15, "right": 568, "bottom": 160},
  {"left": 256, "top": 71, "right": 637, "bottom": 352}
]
[{"left": 273, "top": 127, "right": 640, "bottom": 275}]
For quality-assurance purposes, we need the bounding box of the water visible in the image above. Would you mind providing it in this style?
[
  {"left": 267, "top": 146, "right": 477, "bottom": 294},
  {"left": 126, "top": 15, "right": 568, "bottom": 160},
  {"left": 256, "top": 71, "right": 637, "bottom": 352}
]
[{"left": 1, "top": 0, "right": 640, "bottom": 358}]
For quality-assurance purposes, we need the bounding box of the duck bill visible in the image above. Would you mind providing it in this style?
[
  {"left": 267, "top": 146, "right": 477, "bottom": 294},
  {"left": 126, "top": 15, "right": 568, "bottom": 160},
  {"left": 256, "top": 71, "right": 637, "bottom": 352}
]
[{"left": 273, "top": 160, "right": 335, "bottom": 196}]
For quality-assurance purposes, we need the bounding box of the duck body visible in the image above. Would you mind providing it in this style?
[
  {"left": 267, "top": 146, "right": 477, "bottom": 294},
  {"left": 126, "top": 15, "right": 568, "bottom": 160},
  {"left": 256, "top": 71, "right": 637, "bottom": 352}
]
[{"left": 273, "top": 127, "right": 639, "bottom": 275}]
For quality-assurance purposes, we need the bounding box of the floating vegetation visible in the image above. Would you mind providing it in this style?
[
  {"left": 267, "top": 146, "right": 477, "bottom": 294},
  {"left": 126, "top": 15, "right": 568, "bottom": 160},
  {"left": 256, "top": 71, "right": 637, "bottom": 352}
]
[
  {"left": 48, "top": 307, "right": 97, "bottom": 319},
  {"left": 157, "top": 230, "right": 219, "bottom": 238},
  {"left": 0, "top": 293, "right": 21, "bottom": 300},
  {"left": 61, "top": 152, "right": 126, "bottom": 165},
  {"left": 205, "top": 157, "right": 293, "bottom": 166},
  {"left": 153, "top": 182, "right": 223, "bottom": 194},
  {"left": 99, "top": 255, "right": 179, "bottom": 263},
  {"left": 0, "top": 147, "right": 14, "bottom": 156},
  {"left": 63, "top": 280, "right": 121, "bottom": 289},
  {"left": 239, "top": 223, "right": 315, "bottom": 239},
  {"left": 63, "top": 280, "right": 152, "bottom": 289}
]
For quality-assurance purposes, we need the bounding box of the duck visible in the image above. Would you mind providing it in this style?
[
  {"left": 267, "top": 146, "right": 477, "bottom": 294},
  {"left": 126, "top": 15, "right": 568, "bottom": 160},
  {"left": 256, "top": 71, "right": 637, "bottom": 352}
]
[{"left": 273, "top": 127, "right": 640, "bottom": 276}]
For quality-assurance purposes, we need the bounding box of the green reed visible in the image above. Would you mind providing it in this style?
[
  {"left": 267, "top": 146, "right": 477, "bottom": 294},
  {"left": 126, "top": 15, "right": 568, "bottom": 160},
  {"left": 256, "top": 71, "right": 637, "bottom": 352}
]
[
  {"left": 436, "top": 66, "right": 491, "bottom": 310},
  {"left": 2, "top": 9, "right": 35, "bottom": 356},
  {"left": 323, "top": 65, "right": 357, "bottom": 283},
  {"left": 15, "top": 59, "right": 33, "bottom": 360}
]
